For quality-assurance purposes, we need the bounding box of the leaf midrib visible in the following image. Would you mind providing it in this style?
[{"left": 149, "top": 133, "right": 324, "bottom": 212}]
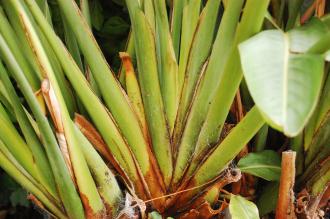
[
  {"left": 239, "top": 164, "right": 281, "bottom": 171},
  {"left": 283, "top": 32, "right": 289, "bottom": 129}
]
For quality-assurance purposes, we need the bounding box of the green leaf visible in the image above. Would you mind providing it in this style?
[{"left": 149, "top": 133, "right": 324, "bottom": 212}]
[
  {"left": 101, "top": 16, "right": 129, "bottom": 36},
  {"left": 17, "top": 0, "right": 105, "bottom": 214},
  {"left": 239, "top": 29, "right": 324, "bottom": 136},
  {"left": 238, "top": 150, "right": 281, "bottom": 181},
  {"left": 195, "top": 0, "right": 270, "bottom": 157},
  {"left": 229, "top": 195, "right": 259, "bottom": 219},
  {"left": 5, "top": 1, "right": 85, "bottom": 217},
  {"left": 25, "top": 0, "right": 145, "bottom": 200},
  {"left": 176, "top": 0, "right": 244, "bottom": 182},
  {"left": 288, "top": 18, "right": 329, "bottom": 53},
  {"left": 90, "top": 0, "right": 104, "bottom": 30},
  {"left": 254, "top": 124, "right": 269, "bottom": 152},
  {"left": 310, "top": 159, "right": 330, "bottom": 195},
  {"left": 174, "top": 0, "right": 221, "bottom": 144},
  {"left": 0, "top": 8, "right": 40, "bottom": 89},
  {"left": 148, "top": 211, "right": 162, "bottom": 219},
  {"left": 10, "top": 188, "right": 29, "bottom": 207},
  {"left": 305, "top": 112, "right": 330, "bottom": 165},
  {"left": 131, "top": 9, "right": 172, "bottom": 187},
  {"left": 54, "top": 0, "right": 156, "bottom": 185},
  {"left": 286, "top": 0, "right": 304, "bottom": 30},
  {"left": 153, "top": 0, "right": 178, "bottom": 134},
  {"left": 172, "top": 0, "right": 221, "bottom": 186},
  {"left": 0, "top": 147, "right": 66, "bottom": 218},
  {"left": 257, "top": 182, "right": 279, "bottom": 216},
  {"left": 176, "top": 0, "right": 200, "bottom": 98},
  {"left": 0, "top": 62, "right": 57, "bottom": 199},
  {"left": 304, "top": 66, "right": 330, "bottom": 157},
  {"left": 0, "top": 102, "right": 40, "bottom": 185},
  {"left": 170, "top": 0, "right": 187, "bottom": 59},
  {"left": 74, "top": 126, "right": 122, "bottom": 217},
  {"left": 194, "top": 107, "right": 265, "bottom": 188}
]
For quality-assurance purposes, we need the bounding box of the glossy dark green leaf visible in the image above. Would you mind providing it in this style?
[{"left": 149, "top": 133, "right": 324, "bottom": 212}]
[
  {"left": 257, "top": 182, "right": 279, "bottom": 216},
  {"left": 238, "top": 150, "right": 281, "bottom": 181},
  {"left": 90, "top": 0, "right": 104, "bottom": 30},
  {"left": 102, "top": 16, "right": 129, "bottom": 36}
]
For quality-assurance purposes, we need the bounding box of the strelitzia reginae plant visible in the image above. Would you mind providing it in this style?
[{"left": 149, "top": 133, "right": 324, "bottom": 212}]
[{"left": 0, "top": 0, "right": 329, "bottom": 218}]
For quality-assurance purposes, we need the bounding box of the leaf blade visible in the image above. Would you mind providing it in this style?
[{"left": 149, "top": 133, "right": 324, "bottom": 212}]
[
  {"left": 238, "top": 150, "right": 281, "bottom": 181},
  {"left": 229, "top": 195, "right": 259, "bottom": 219},
  {"left": 239, "top": 29, "right": 324, "bottom": 136}
]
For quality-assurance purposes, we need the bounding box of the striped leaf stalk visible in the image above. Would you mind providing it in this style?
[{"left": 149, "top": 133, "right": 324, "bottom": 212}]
[{"left": 2, "top": 0, "right": 328, "bottom": 218}]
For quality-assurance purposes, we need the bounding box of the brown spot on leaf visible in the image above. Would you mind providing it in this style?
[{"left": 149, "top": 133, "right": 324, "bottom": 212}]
[
  {"left": 80, "top": 193, "right": 105, "bottom": 219},
  {"left": 28, "top": 194, "right": 45, "bottom": 210},
  {"left": 119, "top": 52, "right": 134, "bottom": 75},
  {"left": 74, "top": 114, "right": 113, "bottom": 162}
]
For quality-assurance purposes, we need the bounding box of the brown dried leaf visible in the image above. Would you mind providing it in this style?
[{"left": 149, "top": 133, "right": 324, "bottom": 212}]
[
  {"left": 169, "top": 168, "right": 241, "bottom": 212},
  {"left": 74, "top": 113, "right": 113, "bottom": 161},
  {"left": 116, "top": 193, "right": 146, "bottom": 219},
  {"left": 74, "top": 114, "right": 137, "bottom": 195},
  {"left": 27, "top": 194, "right": 57, "bottom": 218},
  {"left": 296, "top": 185, "right": 330, "bottom": 219},
  {"left": 41, "top": 79, "right": 75, "bottom": 182},
  {"left": 178, "top": 202, "right": 221, "bottom": 219},
  {"left": 56, "top": 132, "right": 75, "bottom": 182},
  {"left": 41, "top": 79, "right": 63, "bottom": 132}
]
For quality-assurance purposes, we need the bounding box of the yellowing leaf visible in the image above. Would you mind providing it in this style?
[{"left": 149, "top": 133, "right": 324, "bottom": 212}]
[{"left": 229, "top": 195, "right": 259, "bottom": 219}]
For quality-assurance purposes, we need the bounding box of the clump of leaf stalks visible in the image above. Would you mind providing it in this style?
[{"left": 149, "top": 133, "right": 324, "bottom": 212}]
[{"left": 0, "top": 0, "right": 329, "bottom": 218}]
